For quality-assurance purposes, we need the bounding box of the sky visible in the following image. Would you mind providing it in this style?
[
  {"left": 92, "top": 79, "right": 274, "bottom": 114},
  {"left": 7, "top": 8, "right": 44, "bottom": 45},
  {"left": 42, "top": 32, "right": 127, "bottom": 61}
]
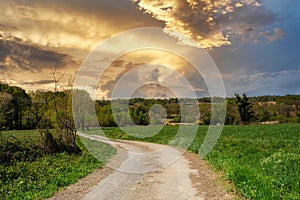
[{"left": 0, "top": 0, "right": 299, "bottom": 98}]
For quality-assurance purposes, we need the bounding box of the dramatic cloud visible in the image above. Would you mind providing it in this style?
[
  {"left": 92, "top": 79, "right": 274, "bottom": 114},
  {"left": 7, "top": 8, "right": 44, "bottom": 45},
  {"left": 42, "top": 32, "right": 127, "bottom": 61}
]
[
  {"left": 0, "top": 0, "right": 161, "bottom": 51},
  {"left": 0, "top": 34, "right": 77, "bottom": 91},
  {"left": 94, "top": 49, "right": 208, "bottom": 99},
  {"left": 0, "top": 0, "right": 297, "bottom": 97},
  {"left": 131, "top": 0, "right": 283, "bottom": 48},
  {"left": 0, "top": 34, "right": 75, "bottom": 72},
  {"left": 0, "top": 0, "right": 161, "bottom": 91}
]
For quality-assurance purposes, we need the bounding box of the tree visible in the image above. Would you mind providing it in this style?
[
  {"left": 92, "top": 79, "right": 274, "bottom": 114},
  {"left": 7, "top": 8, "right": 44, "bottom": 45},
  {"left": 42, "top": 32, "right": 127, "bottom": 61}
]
[
  {"left": 130, "top": 105, "right": 150, "bottom": 125},
  {"left": 225, "top": 98, "right": 239, "bottom": 125},
  {"left": 0, "top": 92, "right": 13, "bottom": 132},
  {"left": 234, "top": 93, "right": 254, "bottom": 125},
  {"left": 0, "top": 84, "right": 31, "bottom": 129},
  {"left": 25, "top": 91, "right": 55, "bottom": 129},
  {"left": 97, "top": 105, "right": 117, "bottom": 127},
  {"left": 72, "top": 89, "right": 95, "bottom": 129},
  {"left": 37, "top": 67, "right": 80, "bottom": 154}
]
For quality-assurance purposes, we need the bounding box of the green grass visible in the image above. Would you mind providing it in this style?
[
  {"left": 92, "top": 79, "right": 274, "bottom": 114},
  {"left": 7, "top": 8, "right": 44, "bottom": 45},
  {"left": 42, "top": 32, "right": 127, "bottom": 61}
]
[
  {"left": 0, "top": 130, "right": 116, "bottom": 200},
  {"left": 84, "top": 124, "right": 300, "bottom": 200},
  {"left": 0, "top": 130, "right": 40, "bottom": 142},
  {"left": 204, "top": 125, "right": 300, "bottom": 200}
]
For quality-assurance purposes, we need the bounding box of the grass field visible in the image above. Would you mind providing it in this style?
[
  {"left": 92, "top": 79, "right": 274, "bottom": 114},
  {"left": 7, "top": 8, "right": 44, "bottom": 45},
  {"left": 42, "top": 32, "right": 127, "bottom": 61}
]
[
  {"left": 0, "top": 130, "right": 116, "bottom": 200},
  {"left": 84, "top": 124, "right": 300, "bottom": 200}
]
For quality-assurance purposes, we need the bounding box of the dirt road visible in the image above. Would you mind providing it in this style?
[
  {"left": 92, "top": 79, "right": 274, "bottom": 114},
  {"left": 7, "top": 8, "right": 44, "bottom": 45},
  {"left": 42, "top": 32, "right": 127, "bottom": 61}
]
[{"left": 48, "top": 133, "right": 238, "bottom": 200}]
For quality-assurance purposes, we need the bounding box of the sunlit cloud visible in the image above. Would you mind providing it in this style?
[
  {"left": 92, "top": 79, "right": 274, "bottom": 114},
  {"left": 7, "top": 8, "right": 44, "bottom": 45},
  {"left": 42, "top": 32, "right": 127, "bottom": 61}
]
[
  {"left": 95, "top": 49, "right": 208, "bottom": 98},
  {"left": 0, "top": 4, "right": 112, "bottom": 50},
  {"left": 131, "top": 0, "right": 283, "bottom": 49},
  {"left": 0, "top": 0, "right": 297, "bottom": 97},
  {"left": 0, "top": 0, "right": 160, "bottom": 51},
  {"left": 0, "top": 33, "right": 78, "bottom": 91}
]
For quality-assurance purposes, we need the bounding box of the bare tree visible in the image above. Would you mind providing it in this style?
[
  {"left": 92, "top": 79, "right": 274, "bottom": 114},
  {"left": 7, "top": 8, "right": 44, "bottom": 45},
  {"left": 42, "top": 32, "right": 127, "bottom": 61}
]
[
  {"left": 50, "top": 66, "right": 77, "bottom": 145},
  {"left": 39, "top": 65, "right": 80, "bottom": 154}
]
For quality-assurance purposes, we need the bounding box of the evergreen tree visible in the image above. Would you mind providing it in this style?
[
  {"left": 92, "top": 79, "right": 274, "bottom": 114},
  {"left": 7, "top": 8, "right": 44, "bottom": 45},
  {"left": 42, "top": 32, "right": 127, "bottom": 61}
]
[{"left": 234, "top": 93, "right": 254, "bottom": 125}]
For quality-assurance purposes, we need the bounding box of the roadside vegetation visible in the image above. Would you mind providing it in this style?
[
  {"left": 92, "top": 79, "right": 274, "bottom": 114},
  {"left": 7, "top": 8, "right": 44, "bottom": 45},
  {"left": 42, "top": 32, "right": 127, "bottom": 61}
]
[
  {"left": 0, "top": 82, "right": 115, "bottom": 200},
  {"left": 84, "top": 124, "right": 300, "bottom": 200},
  {"left": 0, "top": 130, "right": 115, "bottom": 199}
]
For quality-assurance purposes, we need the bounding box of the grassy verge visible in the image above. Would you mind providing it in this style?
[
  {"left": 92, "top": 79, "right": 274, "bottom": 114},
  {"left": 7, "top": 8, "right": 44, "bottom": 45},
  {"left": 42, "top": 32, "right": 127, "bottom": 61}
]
[
  {"left": 204, "top": 125, "right": 300, "bottom": 200},
  {"left": 0, "top": 130, "right": 115, "bottom": 200},
  {"left": 84, "top": 124, "right": 300, "bottom": 200}
]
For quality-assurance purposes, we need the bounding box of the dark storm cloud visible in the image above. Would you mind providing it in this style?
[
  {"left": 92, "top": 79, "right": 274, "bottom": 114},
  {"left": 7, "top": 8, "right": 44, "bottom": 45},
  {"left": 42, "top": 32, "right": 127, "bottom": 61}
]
[
  {"left": 22, "top": 80, "right": 56, "bottom": 85},
  {"left": 219, "top": 5, "right": 277, "bottom": 33},
  {"left": 131, "top": 0, "right": 285, "bottom": 48},
  {"left": 0, "top": 35, "right": 75, "bottom": 72}
]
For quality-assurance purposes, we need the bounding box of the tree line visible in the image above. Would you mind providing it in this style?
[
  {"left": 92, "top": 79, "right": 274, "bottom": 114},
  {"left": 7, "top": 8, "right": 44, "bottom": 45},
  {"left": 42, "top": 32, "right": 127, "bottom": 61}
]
[{"left": 1, "top": 83, "right": 300, "bottom": 131}]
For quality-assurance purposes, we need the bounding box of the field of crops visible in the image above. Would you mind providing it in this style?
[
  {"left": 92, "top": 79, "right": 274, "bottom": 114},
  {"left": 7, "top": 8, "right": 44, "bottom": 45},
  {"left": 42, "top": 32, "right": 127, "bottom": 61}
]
[
  {"left": 0, "top": 130, "right": 115, "bottom": 200},
  {"left": 84, "top": 124, "right": 300, "bottom": 200}
]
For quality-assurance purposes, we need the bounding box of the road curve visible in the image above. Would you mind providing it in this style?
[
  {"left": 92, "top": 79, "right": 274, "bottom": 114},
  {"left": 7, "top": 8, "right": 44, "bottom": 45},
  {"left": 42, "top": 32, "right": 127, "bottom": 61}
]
[{"left": 48, "top": 133, "right": 237, "bottom": 200}]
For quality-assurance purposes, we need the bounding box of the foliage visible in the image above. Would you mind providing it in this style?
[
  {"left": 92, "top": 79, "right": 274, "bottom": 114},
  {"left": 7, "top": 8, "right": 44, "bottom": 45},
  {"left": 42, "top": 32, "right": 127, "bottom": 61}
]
[
  {"left": 234, "top": 93, "right": 255, "bottom": 124},
  {"left": 72, "top": 89, "right": 96, "bottom": 129},
  {"left": 0, "top": 92, "right": 13, "bottom": 132},
  {"left": 129, "top": 104, "right": 150, "bottom": 125},
  {"left": 0, "top": 84, "right": 31, "bottom": 130},
  {"left": 26, "top": 91, "right": 55, "bottom": 130},
  {"left": 1, "top": 83, "right": 300, "bottom": 130},
  {"left": 96, "top": 104, "right": 117, "bottom": 127},
  {"left": 0, "top": 130, "right": 115, "bottom": 200},
  {"left": 39, "top": 129, "right": 81, "bottom": 154},
  {"left": 0, "top": 135, "right": 42, "bottom": 166}
]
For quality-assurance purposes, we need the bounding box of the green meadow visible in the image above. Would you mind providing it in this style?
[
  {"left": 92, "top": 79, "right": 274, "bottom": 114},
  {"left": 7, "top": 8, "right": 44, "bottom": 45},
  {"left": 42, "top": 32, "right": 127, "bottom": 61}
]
[
  {"left": 84, "top": 124, "right": 300, "bottom": 200},
  {"left": 1, "top": 124, "right": 299, "bottom": 199}
]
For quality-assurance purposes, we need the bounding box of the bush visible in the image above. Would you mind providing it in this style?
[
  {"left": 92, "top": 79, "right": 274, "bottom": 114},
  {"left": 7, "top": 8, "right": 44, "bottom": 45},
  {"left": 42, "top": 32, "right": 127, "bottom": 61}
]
[
  {"left": 39, "top": 129, "right": 81, "bottom": 154},
  {"left": 0, "top": 136, "right": 43, "bottom": 166}
]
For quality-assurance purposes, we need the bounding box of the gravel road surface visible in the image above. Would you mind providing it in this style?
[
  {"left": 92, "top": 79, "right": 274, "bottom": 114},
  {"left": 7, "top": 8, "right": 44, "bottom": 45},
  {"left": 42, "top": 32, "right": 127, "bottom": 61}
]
[{"left": 48, "top": 133, "right": 238, "bottom": 200}]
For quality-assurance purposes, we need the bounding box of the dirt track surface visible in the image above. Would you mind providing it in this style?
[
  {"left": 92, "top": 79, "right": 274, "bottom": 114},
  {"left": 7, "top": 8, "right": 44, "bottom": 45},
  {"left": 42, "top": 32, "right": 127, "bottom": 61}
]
[{"left": 48, "top": 133, "right": 239, "bottom": 200}]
